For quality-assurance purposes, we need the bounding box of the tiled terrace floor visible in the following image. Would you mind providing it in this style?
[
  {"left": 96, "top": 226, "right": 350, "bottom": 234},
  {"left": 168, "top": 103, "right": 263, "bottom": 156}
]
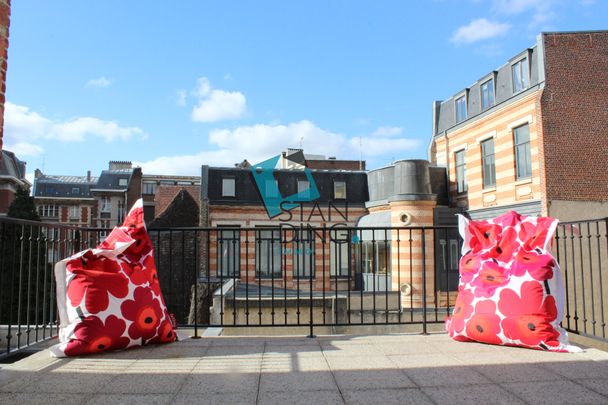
[{"left": 1, "top": 333, "right": 607, "bottom": 404}]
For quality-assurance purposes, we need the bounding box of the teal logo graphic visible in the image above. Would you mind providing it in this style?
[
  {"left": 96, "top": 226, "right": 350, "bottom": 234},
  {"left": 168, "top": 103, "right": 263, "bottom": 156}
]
[{"left": 251, "top": 154, "right": 320, "bottom": 218}]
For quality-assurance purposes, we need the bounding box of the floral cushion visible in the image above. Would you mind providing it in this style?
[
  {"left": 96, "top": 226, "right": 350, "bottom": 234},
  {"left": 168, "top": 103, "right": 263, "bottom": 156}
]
[
  {"left": 51, "top": 199, "right": 177, "bottom": 357},
  {"left": 445, "top": 211, "right": 580, "bottom": 352}
]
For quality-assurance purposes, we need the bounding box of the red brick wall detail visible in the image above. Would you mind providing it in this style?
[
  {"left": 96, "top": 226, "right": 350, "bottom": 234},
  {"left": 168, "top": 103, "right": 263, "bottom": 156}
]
[
  {"left": 154, "top": 185, "right": 200, "bottom": 218},
  {"left": 0, "top": 0, "right": 10, "bottom": 151},
  {"left": 541, "top": 32, "right": 608, "bottom": 202}
]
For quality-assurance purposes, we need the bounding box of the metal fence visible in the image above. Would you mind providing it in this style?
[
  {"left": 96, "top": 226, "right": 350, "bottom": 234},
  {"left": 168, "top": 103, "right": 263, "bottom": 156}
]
[
  {"left": 0, "top": 216, "right": 606, "bottom": 359},
  {"left": 555, "top": 218, "right": 608, "bottom": 343}
]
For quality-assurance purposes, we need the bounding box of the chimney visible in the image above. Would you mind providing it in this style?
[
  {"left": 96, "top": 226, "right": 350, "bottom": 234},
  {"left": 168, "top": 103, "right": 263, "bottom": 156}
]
[
  {"left": 109, "top": 161, "right": 133, "bottom": 170},
  {"left": 87, "top": 170, "right": 91, "bottom": 182},
  {"left": 35, "top": 168, "right": 43, "bottom": 179}
]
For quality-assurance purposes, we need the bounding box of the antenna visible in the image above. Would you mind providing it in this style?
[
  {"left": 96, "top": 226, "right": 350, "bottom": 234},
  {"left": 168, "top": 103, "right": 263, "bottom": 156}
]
[
  {"left": 359, "top": 136, "right": 363, "bottom": 170},
  {"left": 300, "top": 135, "right": 304, "bottom": 149},
  {"left": 42, "top": 154, "right": 46, "bottom": 172}
]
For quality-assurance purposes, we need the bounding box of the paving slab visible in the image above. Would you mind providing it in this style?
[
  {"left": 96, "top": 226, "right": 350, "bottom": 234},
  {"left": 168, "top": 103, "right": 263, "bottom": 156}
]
[{"left": 0, "top": 333, "right": 607, "bottom": 404}]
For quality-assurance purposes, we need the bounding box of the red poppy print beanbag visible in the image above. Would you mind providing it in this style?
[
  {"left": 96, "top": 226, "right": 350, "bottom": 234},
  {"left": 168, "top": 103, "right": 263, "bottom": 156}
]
[
  {"left": 445, "top": 211, "right": 580, "bottom": 352},
  {"left": 51, "top": 199, "right": 177, "bottom": 357}
]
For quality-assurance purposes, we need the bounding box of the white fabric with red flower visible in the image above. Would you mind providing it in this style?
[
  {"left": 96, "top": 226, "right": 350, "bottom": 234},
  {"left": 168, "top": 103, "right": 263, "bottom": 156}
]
[
  {"left": 51, "top": 199, "right": 178, "bottom": 357},
  {"left": 445, "top": 211, "right": 581, "bottom": 352}
]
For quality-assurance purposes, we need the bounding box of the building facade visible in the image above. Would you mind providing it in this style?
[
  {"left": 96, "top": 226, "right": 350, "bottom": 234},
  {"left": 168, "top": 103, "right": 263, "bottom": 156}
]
[
  {"left": 0, "top": 150, "right": 29, "bottom": 214},
  {"left": 140, "top": 174, "right": 200, "bottom": 223},
  {"left": 33, "top": 161, "right": 141, "bottom": 228},
  {"left": 200, "top": 162, "right": 369, "bottom": 292},
  {"left": 430, "top": 31, "right": 608, "bottom": 221}
]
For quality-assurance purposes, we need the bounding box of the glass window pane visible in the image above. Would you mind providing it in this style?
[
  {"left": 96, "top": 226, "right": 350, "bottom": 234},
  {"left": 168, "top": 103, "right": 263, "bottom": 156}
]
[
  {"left": 455, "top": 150, "right": 467, "bottom": 193},
  {"left": 297, "top": 180, "right": 310, "bottom": 199},
  {"left": 222, "top": 178, "right": 235, "bottom": 197},
  {"left": 218, "top": 228, "right": 240, "bottom": 277},
  {"left": 481, "top": 139, "right": 496, "bottom": 188},
  {"left": 456, "top": 96, "right": 467, "bottom": 123},
  {"left": 514, "top": 124, "right": 532, "bottom": 179},
  {"left": 481, "top": 79, "right": 495, "bottom": 110},
  {"left": 256, "top": 228, "right": 281, "bottom": 278},
  {"left": 334, "top": 181, "right": 346, "bottom": 199}
]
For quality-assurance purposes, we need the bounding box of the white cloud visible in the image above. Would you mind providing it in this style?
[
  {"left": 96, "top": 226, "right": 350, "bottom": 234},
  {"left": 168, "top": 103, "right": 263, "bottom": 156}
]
[
  {"left": 3, "top": 102, "right": 147, "bottom": 152},
  {"left": 175, "top": 89, "right": 187, "bottom": 107},
  {"left": 190, "top": 77, "right": 247, "bottom": 122},
  {"left": 493, "top": 0, "right": 543, "bottom": 14},
  {"left": 192, "top": 90, "right": 247, "bottom": 122},
  {"left": 26, "top": 172, "right": 35, "bottom": 188},
  {"left": 85, "top": 76, "right": 112, "bottom": 88},
  {"left": 451, "top": 18, "right": 511, "bottom": 44},
  {"left": 370, "top": 126, "right": 403, "bottom": 137},
  {"left": 492, "top": 0, "right": 559, "bottom": 30},
  {"left": 8, "top": 142, "right": 44, "bottom": 157},
  {"left": 134, "top": 121, "right": 419, "bottom": 175},
  {"left": 194, "top": 77, "right": 211, "bottom": 98}
]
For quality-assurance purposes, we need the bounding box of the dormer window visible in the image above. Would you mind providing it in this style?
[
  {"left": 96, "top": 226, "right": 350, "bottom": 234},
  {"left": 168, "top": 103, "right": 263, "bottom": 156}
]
[
  {"left": 481, "top": 78, "right": 495, "bottom": 110},
  {"left": 222, "top": 178, "right": 235, "bottom": 197},
  {"left": 455, "top": 95, "right": 467, "bottom": 123},
  {"left": 512, "top": 57, "right": 530, "bottom": 93}
]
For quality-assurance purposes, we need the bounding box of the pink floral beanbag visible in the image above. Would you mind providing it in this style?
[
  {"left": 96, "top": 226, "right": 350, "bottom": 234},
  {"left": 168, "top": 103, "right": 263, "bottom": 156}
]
[
  {"left": 445, "top": 211, "right": 580, "bottom": 352},
  {"left": 51, "top": 199, "right": 177, "bottom": 357}
]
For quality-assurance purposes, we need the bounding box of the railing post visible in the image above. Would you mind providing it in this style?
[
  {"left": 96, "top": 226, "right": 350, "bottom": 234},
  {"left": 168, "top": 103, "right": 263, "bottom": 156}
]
[
  {"left": 422, "top": 228, "right": 428, "bottom": 335},
  {"left": 192, "top": 230, "right": 200, "bottom": 339}
]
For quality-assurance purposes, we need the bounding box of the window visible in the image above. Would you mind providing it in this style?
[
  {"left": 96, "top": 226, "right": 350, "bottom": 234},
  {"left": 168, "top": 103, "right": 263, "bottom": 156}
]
[
  {"left": 512, "top": 58, "right": 530, "bottom": 93},
  {"left": 514, "top": 124, "right": 532, "bottom": 179},
  {"left": 481, "top": 138, "right": 496, "bottom": 188},
  {"left": 481, "top": 79, "right": 495, "bottom": 110},
  {"left": 361, "top": 241, "right": 390, "bottom": 275},
  {"left": 256, "top": 228, "right": 281, "bottom": 278},
  {"left": 330, "top": 228, "right": 350, "bottom": 277},
  {"left": 333, "top": 181, "right": 346, "bottom": 199},
  {"left": 455, "top": 150, "right": 468, "bottom": 194},
  {"left": 118, "top": 178, "right": 128, "bottom": 187},
  {"left": 101, "top": 197, "right": 112, "bottom": 213},
  {"left": 71, "top": 187, "right": 80, "bottom": 195},
  {"left": 69, "top": 205, "right": 80, "bottom": 219},
  {"left": 455, "top": 95, "right": 467, "bottom": 123},
  {"left": 38, "top": 205, "right": 58, "bottom": 218},
  {"left": 160, "top": 180, "right": 175, "bottom": 185},
  {"left": 222, "top": 178, "right": 235, "bottom": 197},
  {"left": 143, "top": 182, "right": 157, "bottom": 195},
  {"left": 218, "top": 227, "right": 240, "bottom": 277},
  {"left": 297, "top": 180, "right": 311, "bottom": 199},
  {"left": 293, "top": 229, "right": 314, "bottom": 278}
]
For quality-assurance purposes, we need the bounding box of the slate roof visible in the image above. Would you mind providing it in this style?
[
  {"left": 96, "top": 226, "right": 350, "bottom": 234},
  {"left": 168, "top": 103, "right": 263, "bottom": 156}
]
[
  {"left": 34, "top": 169, "right": 132, "bottom": 198},
  {"left": 91, "top": 169, "right": 132, "bottom": 191},
  {"left": 0, "top": 150, "right": 27, "bottom": 181}
]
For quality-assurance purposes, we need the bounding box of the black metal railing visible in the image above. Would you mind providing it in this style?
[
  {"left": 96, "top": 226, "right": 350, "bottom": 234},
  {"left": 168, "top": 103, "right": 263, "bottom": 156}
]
[
  {"left": 554, "top": 218, "right": 608, "bottom": 343},
  {"left": 146, "top": 225, "right": 462, "bottom": 338},
  {"left": 1, "top": 216, "right": 606, "bottom": 359}
]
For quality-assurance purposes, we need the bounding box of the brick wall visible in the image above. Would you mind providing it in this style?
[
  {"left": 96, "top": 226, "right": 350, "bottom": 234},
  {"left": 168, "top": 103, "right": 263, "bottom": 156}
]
[
  {"left": 0, "top": 0, "right": 9, "bottom": 152},
  {"left": 126, "top": 167, "right": 142, "bottom": 209},
  {"left": 541, "top": 32, "right": 608, "bottom": 202},
  {"left": 154, "top": 185, "right": 201, "bottom": 218}
]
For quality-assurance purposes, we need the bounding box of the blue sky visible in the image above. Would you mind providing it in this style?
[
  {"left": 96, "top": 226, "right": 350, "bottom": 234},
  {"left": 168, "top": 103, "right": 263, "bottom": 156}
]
[{"left": 5, "top": 0, "right": 606, "bottom": 183}]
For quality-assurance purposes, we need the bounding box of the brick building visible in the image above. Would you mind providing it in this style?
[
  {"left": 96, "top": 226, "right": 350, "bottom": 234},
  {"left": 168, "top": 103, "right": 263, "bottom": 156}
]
[
  {"left": 33, "top": 161, "right": 142, "bottom": 227},
  {"left": 430, "top": 30, "right": 608, "bottom": 221},
  {"left": 0, "top": 0, "right": 10, "bottom": 152},
  {"left": 140, "top": 174, "right": 200, "bottom": 223},
  {"left": 200, "top": 160, "right": 369, "bottom": 292}
]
